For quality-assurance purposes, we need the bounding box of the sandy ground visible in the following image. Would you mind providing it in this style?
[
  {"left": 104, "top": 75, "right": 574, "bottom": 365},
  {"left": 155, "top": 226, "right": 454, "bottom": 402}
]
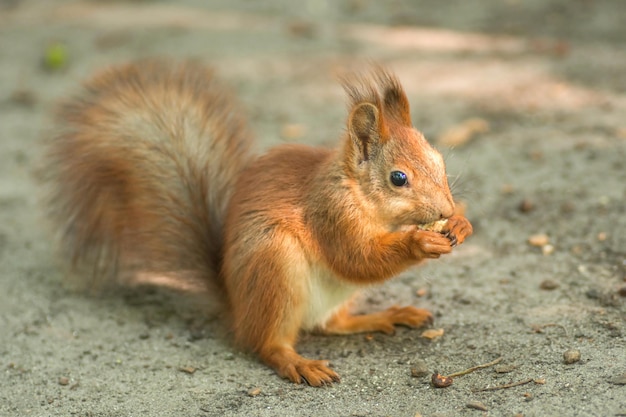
[{"left": 1, "top": 1, "right": 625, "bottom": 416}]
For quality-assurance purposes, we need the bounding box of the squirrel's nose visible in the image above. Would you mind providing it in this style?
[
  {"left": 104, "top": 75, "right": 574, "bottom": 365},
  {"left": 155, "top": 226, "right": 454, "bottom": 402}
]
[
  {"left": 440, "top": 194, "right": 456, "bottom": 219},
  {"left": 440, "top": 203, "right": 455, "bottom": 219}
]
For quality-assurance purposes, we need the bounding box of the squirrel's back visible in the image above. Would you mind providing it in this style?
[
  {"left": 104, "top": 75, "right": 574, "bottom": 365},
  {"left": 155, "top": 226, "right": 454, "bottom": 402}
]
[{"left": 42, "top": 60, "right": 253, "bottom": 288}]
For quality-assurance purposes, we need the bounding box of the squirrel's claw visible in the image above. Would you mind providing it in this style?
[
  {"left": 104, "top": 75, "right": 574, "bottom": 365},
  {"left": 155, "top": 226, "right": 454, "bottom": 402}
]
[{"left": 441, "top": 215, "right": 473, "bottom": 247}]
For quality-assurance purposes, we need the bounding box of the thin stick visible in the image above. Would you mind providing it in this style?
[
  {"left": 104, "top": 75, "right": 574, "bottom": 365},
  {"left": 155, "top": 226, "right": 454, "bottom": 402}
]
[
  {"left": 444, "top": 357, "right": 503, "bottom": 378},
  {"left": 472, "top": 378, "right": 534, "bottom": 392}
]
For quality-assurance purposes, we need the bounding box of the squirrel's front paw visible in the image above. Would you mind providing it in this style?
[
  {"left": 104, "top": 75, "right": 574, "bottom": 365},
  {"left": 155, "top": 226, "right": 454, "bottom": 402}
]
[
  {"left": 442, "top": 215, "right": 473, "bottom": 247},
  {"left": 382, "top": 305, "right": 434, "bottom": 331},
  {"left": 412, "top": 230, "right": 453, "bottom": 259}
]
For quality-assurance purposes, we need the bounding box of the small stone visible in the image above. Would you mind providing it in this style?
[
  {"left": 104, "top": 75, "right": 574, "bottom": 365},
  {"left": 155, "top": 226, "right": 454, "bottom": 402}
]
[
  {"left": 501, "top": 184, "right": 515, "bottom": 194},
  {"left": 518, "top": 199, "right": 534, "bottom": 213},
  {"left": 466, "top": 401, "right": 488, "bottom": 411},
  {"left": 494, "top": 364, "right": 516, "bottom": 373},
  {"left": 421, "top": 328, "right": 444, "bottom": 340},
  {"left": 287, "top": 20, "right": 316, "bottom": 38},
  {"left": 10, "top": 89, "right": 37, "bottom": 107},
  {"left": 563, "top": 349, "right": 581, "bottom": 364},
  {"left": 179, "top": 366, "right": 197, "bottom": 374},
  {"left": 416, "top": 288, "right": 427, "bottom": 297},
  {"left": 58, "top": 377, "right": 69, "bottom": 386},
  {"left": 410, "top": 360, "right": 429, "bottom": 378},
  {"left": 618, "top": 286, "right": 626, "bottom": 297},
  {"left": 528, "top": 234, "right": 549, "bottom": 247},
  {"left": 534, "top": 378, "right": 546, "bottom": 384},
  {"left": 560, "top": 201, "right": 575, "bottom": 214},
  {"left": 540, "top": 279, "right": 559, "bottom": 290},
  {"left": 597, "top": 232, "right": 608, "bottom": 241},
  {"left": 247, "top": 387, "right": 262, "bottom": 397},
  {"left": 608, "top": 373, "right": 626, "bottom": 385},
  {"left": 541, "top": 244, "right": 555, "bottom": 256}
]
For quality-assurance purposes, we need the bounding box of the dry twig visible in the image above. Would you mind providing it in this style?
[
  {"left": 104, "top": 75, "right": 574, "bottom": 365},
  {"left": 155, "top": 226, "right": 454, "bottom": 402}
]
[
  {"left": 473, "top": 378, "right": 534, "bottom": 392},
  {"left": 444, "top": 357, "right": 503, "bottom": 378}
]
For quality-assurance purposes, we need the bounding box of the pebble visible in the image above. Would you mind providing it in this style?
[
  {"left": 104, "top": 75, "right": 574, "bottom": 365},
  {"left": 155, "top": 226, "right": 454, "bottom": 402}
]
[
  {"left": 466, "top": 401, "right": 488, "bottom": 411},
  {"left": 247, "top": 387, "right": 262, "bottom": 397},
  {"left": 494, "top": 364, "right": 516, "bottom": 373},
  {"left": 518, "top": 198, "right": 535, "bottom": 213},
  {"left": 10, "top": 89, "right": 37, "bottom": 107},
  {"left": 410, "top": 360, "right": 430, "bottom": 378},
  {"left": 179, "top": 366, "right": 197, "bottom": 374},
  {"left": 58, "top": 376, "right": 69, "bottom": 386},
  {"left": 421, "top": 328, "right": 444, "bottom": 340},
  {"left": 609, "top": 373, "right": 626, "bottom": 385},
  {"left": 542, "top": 244, "right": 555, "bottom": 256},
  {"left": 528, "top": 234, "right": 549, "bottom": 247},
  {"left": 540, "top": 279, "right": 559, "bottom": 290},
  {"left": 560, "top": 201, "right": 575, "bottom": 214},
  {"left": 617, "top": 286, "right": 626, "bottom": 297},
  {"left": 563, "top": 349, "right": 581, "bottom": 364}
]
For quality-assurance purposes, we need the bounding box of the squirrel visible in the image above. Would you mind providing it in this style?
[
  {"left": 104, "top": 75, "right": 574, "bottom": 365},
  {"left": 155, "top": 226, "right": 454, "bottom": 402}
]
[{"left": 42, "top": 60, "right": 473, "bottom": 386}]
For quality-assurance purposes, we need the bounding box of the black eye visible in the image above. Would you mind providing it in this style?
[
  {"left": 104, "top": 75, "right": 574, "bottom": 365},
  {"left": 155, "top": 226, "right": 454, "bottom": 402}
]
[{"left": 390, "top": 171, "right": 408, "bottom": 186}]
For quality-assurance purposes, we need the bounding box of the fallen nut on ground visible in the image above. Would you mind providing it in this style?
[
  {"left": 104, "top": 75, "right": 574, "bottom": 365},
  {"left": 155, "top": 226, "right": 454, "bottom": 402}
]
[{"left": 432, "top": 372, "right": 454, "bottom": 388}]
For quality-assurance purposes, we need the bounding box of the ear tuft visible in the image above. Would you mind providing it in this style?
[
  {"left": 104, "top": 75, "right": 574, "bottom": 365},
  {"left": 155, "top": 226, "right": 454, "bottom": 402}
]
[{"left": 376, "top": 69, "right": 412, "bottom": 126}]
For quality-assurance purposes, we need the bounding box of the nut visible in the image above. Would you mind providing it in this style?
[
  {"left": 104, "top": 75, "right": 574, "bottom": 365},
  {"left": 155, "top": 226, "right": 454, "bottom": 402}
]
[
  {"left": 432, "top": 372, "right": 453, "bottom": 388},
  {"left": 418, "top": 219, "right": 448, "bottom": 233}
]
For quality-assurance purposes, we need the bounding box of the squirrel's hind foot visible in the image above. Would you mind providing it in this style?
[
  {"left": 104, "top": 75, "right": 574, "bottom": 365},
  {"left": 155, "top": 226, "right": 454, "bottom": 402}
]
[{"left": 259, "top": 345, "right": 340, "bottom": 387}]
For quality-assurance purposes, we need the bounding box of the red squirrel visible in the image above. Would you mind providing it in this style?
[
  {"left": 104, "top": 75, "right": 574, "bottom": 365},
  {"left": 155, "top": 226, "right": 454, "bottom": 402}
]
[{"left": 42, "top": 60, "right": 472, "bottom": 386}]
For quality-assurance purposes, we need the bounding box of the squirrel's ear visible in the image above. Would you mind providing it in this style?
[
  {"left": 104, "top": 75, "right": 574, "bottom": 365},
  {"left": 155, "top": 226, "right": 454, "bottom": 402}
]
[
  {"left": 348, "top": 102, "right": 388, "bottom": 162},
  {"left": 383, "top": 85, "right": 412, "bottom": 126}
]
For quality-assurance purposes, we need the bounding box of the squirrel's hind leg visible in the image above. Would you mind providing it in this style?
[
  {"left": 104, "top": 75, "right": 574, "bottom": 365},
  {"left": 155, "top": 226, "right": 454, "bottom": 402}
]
[
  {"left": 323, "top": 304, "right": 433, "bottom": 335},
  {"left": 226, "top": 234, "right": 340, "bottom": 386}
]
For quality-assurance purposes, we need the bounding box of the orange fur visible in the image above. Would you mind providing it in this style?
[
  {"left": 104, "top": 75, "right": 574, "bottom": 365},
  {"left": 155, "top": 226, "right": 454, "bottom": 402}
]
[{"left": 43, "top": 60, "right": 473, "bottom": 386}]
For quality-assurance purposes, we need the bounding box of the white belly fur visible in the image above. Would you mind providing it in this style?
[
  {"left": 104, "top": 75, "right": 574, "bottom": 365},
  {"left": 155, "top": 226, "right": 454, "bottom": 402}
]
[{"left": 301, "top": 263, "right": 360, "bottom": 331}]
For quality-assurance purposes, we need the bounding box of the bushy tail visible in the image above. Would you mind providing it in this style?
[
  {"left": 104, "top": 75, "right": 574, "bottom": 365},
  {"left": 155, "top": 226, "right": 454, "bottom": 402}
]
[{"left": 41, "top": 60, "right": 253, "bottom": 291}]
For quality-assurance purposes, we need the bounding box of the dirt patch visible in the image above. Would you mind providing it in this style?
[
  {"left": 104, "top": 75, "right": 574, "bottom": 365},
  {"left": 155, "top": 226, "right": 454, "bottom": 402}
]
[{"left": 1, "top": 1, "right": 624, "bottom": 416}]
